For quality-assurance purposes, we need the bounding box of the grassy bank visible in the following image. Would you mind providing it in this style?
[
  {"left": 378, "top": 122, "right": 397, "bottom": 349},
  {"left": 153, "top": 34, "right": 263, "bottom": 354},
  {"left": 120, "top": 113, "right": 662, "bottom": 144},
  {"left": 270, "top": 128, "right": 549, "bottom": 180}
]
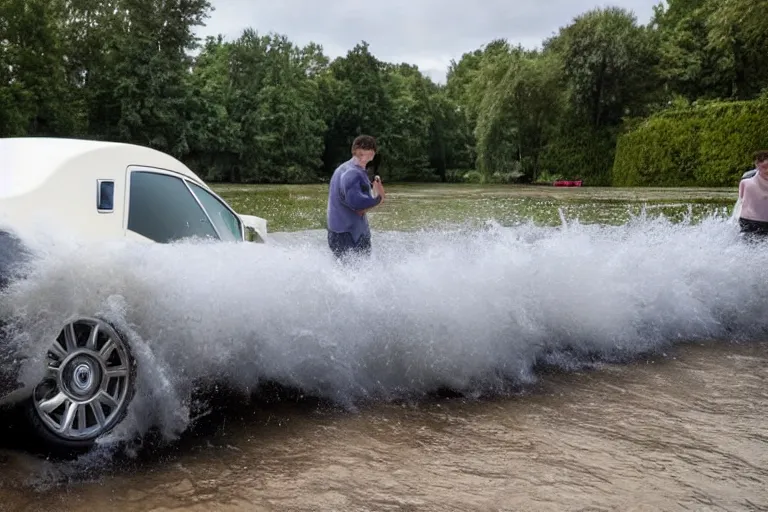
[{"left": 211, "top": 183, "right": 738, "bottom": 233}]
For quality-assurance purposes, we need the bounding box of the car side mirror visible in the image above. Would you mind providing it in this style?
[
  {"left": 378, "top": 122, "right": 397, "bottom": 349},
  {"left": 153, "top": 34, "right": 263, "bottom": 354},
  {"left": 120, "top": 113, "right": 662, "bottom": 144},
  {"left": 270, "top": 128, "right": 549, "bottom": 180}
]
[
  {"left": 239, "top": 214, "right": 268, "bottom": 243},
  {"left": 244, "top": 225, "right": 261, "bottom": 242}
]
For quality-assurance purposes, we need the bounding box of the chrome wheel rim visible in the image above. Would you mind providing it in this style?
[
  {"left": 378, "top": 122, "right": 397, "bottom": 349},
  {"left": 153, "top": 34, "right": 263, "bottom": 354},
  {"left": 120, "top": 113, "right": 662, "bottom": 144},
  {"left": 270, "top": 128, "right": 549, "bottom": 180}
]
[{"left": 32, "top": 318, "right": 133, "bottom": 441}]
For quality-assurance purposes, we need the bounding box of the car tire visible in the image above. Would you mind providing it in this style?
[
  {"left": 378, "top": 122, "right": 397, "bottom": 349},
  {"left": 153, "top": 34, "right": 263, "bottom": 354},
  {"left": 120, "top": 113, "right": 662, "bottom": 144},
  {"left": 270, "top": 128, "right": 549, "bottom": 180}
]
[{"left": 23, "top": 317, "right": 136, "bottom": 457}]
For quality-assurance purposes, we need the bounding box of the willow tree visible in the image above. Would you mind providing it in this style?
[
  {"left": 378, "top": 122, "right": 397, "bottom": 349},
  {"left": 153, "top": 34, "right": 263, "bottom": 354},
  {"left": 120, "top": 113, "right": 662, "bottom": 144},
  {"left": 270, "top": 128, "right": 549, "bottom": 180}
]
[{"left": 473, "top": 49, "right": 563, "bottom": 182}]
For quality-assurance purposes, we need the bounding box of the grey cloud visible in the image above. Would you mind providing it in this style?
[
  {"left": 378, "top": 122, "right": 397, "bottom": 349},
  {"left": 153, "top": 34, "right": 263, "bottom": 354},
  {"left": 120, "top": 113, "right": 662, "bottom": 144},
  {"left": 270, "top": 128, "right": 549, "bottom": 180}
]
[{"left": 196, "top": 0, "right": 657, "bottom": 82}]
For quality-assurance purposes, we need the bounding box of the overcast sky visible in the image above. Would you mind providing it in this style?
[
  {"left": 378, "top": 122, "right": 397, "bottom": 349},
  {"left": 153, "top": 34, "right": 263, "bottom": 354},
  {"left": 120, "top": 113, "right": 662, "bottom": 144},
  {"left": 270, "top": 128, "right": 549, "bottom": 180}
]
[{"left": 196, "top": 1, "right": 658, "bottom": 83}]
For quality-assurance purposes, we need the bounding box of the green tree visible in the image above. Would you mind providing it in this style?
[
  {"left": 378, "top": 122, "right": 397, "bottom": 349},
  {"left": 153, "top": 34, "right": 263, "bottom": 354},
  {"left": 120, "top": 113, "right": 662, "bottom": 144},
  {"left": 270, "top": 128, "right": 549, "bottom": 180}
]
[
  {"left": 321, "top": 42, "right": 392, "bottom": 175},
  {"left": 547, "top": 7, "right": 661, "bottom": 129},
  {"left": 426, "top": 87, "right": 475, "bottom": 180},
  {"left": 106, "top": 0, "right": 211, "bottom": 156},
  {"left": 379, "top": 63, "right": 433, "bottom": 180},
  {"left": 653, "top": 0, "right": 732, "bottom": 100},
  {"left": 474, "top": 50, "right": 564, "bottom": 181},
  {"left": 185, "top": 36, "right": 243, "bottom": 182},
  {"left": 222, "top": 30, "right": 326, "bottom": 182},
  {"left": 705, "top": 0, "right": 768, "bottom": 99},
  {"left": 0, "top": 0, "right": 82, "bottom": 136}
]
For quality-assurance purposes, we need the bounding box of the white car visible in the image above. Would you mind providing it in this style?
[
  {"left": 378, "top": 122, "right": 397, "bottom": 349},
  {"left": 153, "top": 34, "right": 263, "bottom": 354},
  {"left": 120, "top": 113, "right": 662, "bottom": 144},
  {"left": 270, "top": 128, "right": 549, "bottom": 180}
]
[{"left": 0, "top": 137, "right": 268, "bottom": 455}]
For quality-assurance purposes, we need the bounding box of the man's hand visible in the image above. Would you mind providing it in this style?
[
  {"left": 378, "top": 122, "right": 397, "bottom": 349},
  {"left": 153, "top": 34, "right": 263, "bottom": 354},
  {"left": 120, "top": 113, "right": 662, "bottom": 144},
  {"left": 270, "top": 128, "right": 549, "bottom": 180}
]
[
  {"left": 373, "top": 176, "right": 385, "bottom": 200},
  {"left": 356, "top": 177, "right": 385, "bottom": 216}
]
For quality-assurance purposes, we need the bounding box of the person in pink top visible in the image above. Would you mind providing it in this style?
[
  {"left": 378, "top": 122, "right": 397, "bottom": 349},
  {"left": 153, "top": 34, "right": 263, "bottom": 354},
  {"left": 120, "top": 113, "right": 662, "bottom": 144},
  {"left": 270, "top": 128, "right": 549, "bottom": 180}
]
[{"left": 738, "top": 150, "right": 768, "bottom": 237}]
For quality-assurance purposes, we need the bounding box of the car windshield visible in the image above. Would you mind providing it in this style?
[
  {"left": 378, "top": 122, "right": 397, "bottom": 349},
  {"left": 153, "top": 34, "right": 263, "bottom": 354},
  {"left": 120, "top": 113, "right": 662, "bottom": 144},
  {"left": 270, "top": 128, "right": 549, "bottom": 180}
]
[{"left": 186, "top": 182, "right": 242, "bottom": 242}]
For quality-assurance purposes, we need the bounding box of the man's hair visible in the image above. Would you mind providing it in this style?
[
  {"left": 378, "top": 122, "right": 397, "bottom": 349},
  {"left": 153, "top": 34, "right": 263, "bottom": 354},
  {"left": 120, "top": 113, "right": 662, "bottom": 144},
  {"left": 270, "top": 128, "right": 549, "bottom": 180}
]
[
  {"left": 352, "top": 135, "right": 377, "bottom": 153},
  {"left": 755, "top": 150, "right": 768, "bottom": 163}
]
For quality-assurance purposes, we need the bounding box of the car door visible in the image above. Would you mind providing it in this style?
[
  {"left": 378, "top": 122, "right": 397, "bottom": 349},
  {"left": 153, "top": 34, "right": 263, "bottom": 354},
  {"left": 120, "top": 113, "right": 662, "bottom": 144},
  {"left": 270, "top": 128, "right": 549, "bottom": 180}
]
[
  {"left": 185, "top": 181, "right": 244, "bottom": 242},
  {"left": 124, "top": 168, "right": 220, "bottom": 243}
]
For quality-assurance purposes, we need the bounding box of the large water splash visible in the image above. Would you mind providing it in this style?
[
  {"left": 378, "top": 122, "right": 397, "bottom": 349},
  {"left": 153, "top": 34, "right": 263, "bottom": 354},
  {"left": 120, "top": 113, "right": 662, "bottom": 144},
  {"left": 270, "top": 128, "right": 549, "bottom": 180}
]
[{"left": 1, "top": 211, "right": 766, "bottom": 447}]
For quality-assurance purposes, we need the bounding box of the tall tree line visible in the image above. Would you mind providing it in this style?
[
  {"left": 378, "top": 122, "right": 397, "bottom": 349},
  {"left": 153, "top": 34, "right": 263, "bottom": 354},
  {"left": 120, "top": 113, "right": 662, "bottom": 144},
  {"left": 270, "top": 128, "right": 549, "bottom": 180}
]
[{"left": 1, "top": 0, "right": 766, "bottom": 184}]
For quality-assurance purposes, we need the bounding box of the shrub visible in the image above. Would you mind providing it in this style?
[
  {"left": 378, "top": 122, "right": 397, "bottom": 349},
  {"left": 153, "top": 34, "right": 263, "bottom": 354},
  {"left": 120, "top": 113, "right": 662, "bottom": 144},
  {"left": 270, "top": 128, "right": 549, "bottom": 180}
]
[{"left": 613, "top": 99, "right": 768, "bottom": 186}]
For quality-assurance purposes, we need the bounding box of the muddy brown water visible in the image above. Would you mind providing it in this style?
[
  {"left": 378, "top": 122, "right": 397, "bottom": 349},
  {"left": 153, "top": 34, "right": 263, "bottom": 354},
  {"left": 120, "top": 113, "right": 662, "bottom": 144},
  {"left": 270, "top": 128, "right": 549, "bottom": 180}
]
[{"left": 0, "top": 341, "right": 766, "bottom": 512}]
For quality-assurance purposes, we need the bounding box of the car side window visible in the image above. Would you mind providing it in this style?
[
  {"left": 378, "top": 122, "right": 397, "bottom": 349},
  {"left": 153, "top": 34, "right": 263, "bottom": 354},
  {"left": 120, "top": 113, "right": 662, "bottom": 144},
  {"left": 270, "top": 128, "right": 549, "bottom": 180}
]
[
  {"left": 97, "top": 180, "right": 114, "bottom": 212},
  {"left": 127, "top": 171, "right": 219, "bottom": 243},
  {"left": 186, "top": 182, "right": 242, "bottom": 242}
]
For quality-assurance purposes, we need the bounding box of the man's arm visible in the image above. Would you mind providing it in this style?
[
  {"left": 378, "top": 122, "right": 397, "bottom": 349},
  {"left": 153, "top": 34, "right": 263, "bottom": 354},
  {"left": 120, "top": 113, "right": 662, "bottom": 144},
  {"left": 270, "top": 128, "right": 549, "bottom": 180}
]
[
  {"left": 341, "top": 172, "right": 382, "bottom": 213},
  {"left": 355, "top": 178, "right": 385, "bottom": 215}
]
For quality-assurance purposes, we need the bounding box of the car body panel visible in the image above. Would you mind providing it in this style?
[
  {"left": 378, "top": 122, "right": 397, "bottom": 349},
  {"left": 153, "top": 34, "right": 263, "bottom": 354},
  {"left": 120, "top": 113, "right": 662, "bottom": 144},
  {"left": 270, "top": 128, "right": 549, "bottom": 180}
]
[{"left": 0, "top": 137, "right": 267, "bottom": 243}]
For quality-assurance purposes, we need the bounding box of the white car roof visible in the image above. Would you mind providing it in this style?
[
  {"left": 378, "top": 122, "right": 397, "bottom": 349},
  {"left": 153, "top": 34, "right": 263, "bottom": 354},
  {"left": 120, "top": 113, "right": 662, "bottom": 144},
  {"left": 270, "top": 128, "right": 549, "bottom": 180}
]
[{"left": 0, "top": 137, "right": 205, "bottom": 198}]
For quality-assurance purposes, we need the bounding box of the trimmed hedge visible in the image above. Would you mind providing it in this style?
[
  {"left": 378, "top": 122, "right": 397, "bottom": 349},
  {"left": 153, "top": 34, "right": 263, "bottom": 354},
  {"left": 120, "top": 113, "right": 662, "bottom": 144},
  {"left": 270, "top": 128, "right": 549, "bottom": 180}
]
[{"left": 612, "top": 99, "right": 768, "bottom": 187}]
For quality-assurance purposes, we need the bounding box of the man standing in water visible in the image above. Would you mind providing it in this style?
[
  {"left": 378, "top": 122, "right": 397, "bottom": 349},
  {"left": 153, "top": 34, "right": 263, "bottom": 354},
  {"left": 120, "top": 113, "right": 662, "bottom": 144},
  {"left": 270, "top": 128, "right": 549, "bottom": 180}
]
[
  {"left": 327, "top": 135, "right": 386, "bottom": 259},
  {"left": 737, "top": 150, "right": 768, "bottom": 237}
]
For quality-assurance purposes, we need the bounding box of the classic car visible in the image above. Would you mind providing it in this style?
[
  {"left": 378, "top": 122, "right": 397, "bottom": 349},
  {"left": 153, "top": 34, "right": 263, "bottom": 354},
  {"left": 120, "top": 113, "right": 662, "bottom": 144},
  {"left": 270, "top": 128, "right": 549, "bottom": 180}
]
[{"left": 0, "top": 137, "right": 268, "bottom": 454}]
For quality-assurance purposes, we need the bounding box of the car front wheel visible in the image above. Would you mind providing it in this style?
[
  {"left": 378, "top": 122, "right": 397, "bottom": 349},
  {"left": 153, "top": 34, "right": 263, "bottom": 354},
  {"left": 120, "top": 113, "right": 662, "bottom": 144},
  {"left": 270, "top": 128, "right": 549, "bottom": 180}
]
[{"left": 25, "top": 317, "right": 136, "bottom": 455}]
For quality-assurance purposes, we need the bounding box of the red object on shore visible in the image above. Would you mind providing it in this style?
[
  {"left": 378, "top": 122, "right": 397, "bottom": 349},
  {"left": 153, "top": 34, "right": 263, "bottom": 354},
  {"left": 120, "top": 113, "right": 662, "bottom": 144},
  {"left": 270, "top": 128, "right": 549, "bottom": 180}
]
[{"left": 553, "top": 180, "right": 583, "bottom": 187}]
